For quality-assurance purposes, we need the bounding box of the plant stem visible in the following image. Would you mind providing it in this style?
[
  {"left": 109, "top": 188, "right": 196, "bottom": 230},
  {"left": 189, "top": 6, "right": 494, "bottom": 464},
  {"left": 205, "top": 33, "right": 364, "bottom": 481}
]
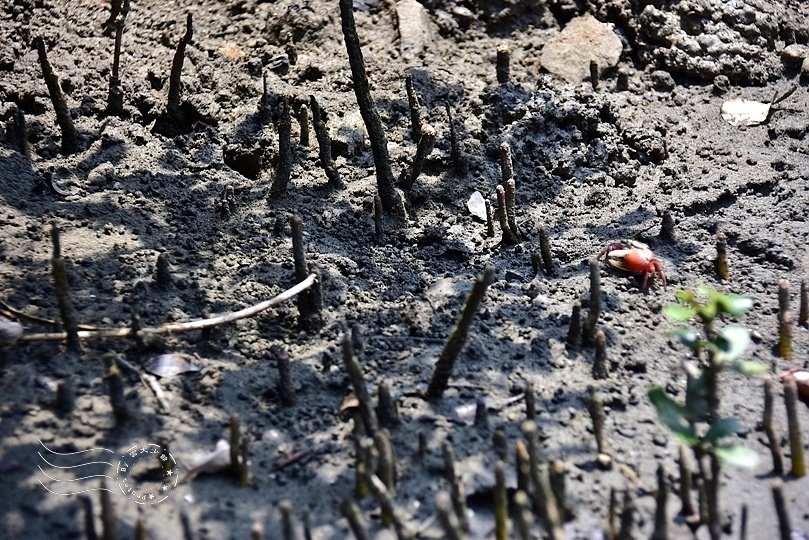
[
  {"left": 494, "top": 461, "right": 508, "bottom": 540},
  {"left": 426, "top": 266, "right": 495, "bottom": 399},
  {"left": 771, "top": 479, "right": 792, "bottom": 540},
  {"left": 338, "top": 0, "right": 403, "bottom": 217},
  {"left": 50, "top": 224, "right": 81, "bottom": 354},
  {"left": 763, "top": 379, "right": 784, "bottom": 474},
  {"left": 309, "top": 96, "right": 343, "bottom": 189},
  {"left": 340, "top": 498, "right": 370, "bottom": 540},
  {"left": 342, "top": 324, "right": 378, "bottom": 436},
  {"left": 784, "top": 376, "right": 806, "bottom": 477},
  {"left": 36, "top": 38, "right": 82, "bottom": 154},
  {"left": 167, "top": 13, "right": 193, "bottom": 124},
  {"left": 271, "top": 98, "right": 293, "bottom": 194}
]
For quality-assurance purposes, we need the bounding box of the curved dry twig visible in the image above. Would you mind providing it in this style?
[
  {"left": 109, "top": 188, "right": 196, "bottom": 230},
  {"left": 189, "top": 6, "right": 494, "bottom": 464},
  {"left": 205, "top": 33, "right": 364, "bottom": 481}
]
[{"left": 15, "top": 274, "right": 317, "bottom": 344}]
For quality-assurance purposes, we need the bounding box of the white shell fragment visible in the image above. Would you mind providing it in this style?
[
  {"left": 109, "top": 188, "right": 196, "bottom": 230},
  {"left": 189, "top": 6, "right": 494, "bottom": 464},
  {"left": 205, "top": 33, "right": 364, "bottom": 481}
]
[
  {"left": 189, "top": 439, "right": 231, "bottom": 472},
  {"left": 720, "top": 99, "right": 771, "bottom": 127},
  {"left": 146, "top": 353, "right": 200, "bottom": 378},
  {"left": 467, "top": 191, "right": 487, "bottom": 221}
]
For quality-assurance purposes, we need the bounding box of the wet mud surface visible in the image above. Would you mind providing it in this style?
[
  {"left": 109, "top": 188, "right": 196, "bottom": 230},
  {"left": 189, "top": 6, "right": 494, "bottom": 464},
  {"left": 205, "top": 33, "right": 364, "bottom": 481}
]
[{"left": 1, "top": 0, "right": 808, "bottom": 538}]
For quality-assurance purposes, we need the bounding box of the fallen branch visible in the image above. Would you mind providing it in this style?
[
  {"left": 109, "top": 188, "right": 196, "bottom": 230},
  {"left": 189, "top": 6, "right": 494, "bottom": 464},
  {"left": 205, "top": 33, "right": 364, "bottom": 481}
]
[
  {"left": 0, "top": 299, "right": 98, "bottom": 330},
  {"left": 13, "top": 274, "right": 317, "bottom": 344}
]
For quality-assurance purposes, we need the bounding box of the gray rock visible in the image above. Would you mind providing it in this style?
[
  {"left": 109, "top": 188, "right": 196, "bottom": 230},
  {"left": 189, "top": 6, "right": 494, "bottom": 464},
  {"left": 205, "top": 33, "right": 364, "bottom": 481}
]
[
  {"left": 712, "top": 74, "right": 730, "bottom": 95},
  {"left": 638, "top": 2, "right": 781, "bottom": 84},
  {"left": 781, "top": 43, "right": 809, "bottom": 63},
  {"left": 651, "top": 70, "right": 675, "bottom": 90},
  {"left": 396, "top": 0, "right": 434, "bottom": 61},
  {"left": 540, "top": 15, "right": 622, "bottom": 84}
]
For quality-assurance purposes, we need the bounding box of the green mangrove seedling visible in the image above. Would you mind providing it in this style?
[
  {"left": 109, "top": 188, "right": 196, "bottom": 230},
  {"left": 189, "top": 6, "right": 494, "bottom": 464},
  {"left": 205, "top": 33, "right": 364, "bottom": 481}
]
[{"left": 648, "top": 285, "right": 765, "bottom": 540}]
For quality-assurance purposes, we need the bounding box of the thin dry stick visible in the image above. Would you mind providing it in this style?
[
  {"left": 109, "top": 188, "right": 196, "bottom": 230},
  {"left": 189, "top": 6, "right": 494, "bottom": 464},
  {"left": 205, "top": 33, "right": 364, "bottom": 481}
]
[
  {"left": 617, "top": 489, "right": 635, "bottom": 540},
  {"left": 107, "top": 0, "right": 130, "bottom": 116},
  {"left": 167, "top": 13, "right": 193, "bottom": 124},
  {"left": 400, "top": 124, "right": 435, "bottom": 190},
  {"left": 340, "top": 498, "right": 370, "bottom": 540},
  {"left": 6, "top": 105, "right": 30, "bottom": 158},
  {"left": 374, "top": 430, "right": 397, "bottom": 494},
  {"left": 678, "top": 444, "right": 695, "bottom": 517},
  {"left": 514, "top": 440, "right": 530, "bottom": 496},
  {"left": 442, "top": 441, "right": 470, "bottom": 532},
  {"left": 494, "top": 461, "right": 508, "bottom": 540},
  {"left": 651, "top": 463, "right": 668, "bottom": 540},
  {"left": 715, "top": 232, "right": 730, "bottom": 281},
  {"left": 566, "top": 300, "right": 582, "bottom": 351},
  {"left": 587, "top": 391, "right": 612, "bottom": 469},
  {"left": 405, "top": 74, "right": 422, "bottom": 142},
  {"left": 435, "top": 491, "right": 465, "bottom": 540},
  {"left": 426, "top": 266, "right": 495, "bottom": 399},
  {"left": 495, "top": 187, "right": 516, "bottom": 244},
  {"left": 298, "top": 104, "right": 309, "bottom": 147},
  {"left": 784, "top": 376, "right": 806, "bottom": 477},
  {"left": 499, "top": 142, "right": 514, "bottom": 184},
  {"left": 592, "top": 329, "right": 608, "bottom": 379},
  {"left": 376, "top": 379, "right": 400, "bottom": 429},
  {"left": 367, "top": 473, "right": 413, "bottom": 539},
  {"left": 521, "top": 421, "right": 563, "bottom": 540},
  {"left": 18, "top": 274, "right": 316, "bottom": 343},
  {"left": 582, "top": 258, "right": 602, "bottom": 346},
  {"left": 763, "top": 379, "right": 784, "bottom": 475},
  {"left": 539, "top": 227, "right": 554, "bottom": 275},
  {"left": 799, "top": 279, "right": 808, "bottom": 328},
  {"left": 513, "top": 490, "right": 532, "bottom": 540},
  {"left": 271, "top": 98, "right": 293, "bottom": 194},
  {"left": 485, "top": 199, "right": 495, "bottom": 237},
  {"left": 309, "top": 96, "right": 343, "bottom": 189},
  {"left": 280, "top": 500, "right": 297, "bottom": 540},
  {"left": 496, "top": 44, "right": 510, "bottom": 84},
  {"left": 290, "top": 216, "right": 319, "bottom": 322},
  {"left": 778, "top": 279, "right": 793, "bottom": 360},
  {"left": 250, "top": 521, "right": 264, "bottom": 540},
  {"left": 549, "top": 459, "right": 570, "bottom": 521},
  {"left": 0, "top": 299, "right": 95, "bottom": 330},
  {"left": 50, "top": 224, "right": 81, "bottom": 354},
  {"left": 80, "top": 495, "right": 98, "bottom": 540},
  {"left": 338, "top": 0, "right": 403, "bottom": 217},
  {"left": 36, "top": 38, "right": 82, "bottom": 154},
  {"left": 343, "top": 324, "right": 379, "bottom": 436},
  {"left": 771, "top": 479, "right": 792, "bottom": 540},
  {"left": 504, "top": 179, "right": 520, "bottom": 238},
  {"left": 100, "top": 479, "right": 118, "bottom": 540}
]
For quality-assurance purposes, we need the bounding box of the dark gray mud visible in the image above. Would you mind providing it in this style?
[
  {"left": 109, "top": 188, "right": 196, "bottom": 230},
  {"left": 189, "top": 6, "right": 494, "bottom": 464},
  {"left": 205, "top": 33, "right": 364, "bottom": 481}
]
[{"left": 1, "top": 0, "right": 808, "bottom": 538}]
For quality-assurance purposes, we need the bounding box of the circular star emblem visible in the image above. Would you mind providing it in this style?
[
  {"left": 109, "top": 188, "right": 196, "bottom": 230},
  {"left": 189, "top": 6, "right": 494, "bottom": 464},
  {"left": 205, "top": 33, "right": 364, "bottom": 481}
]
[{"left": 113, "top": 443, "right": 177, "bottom": 505}]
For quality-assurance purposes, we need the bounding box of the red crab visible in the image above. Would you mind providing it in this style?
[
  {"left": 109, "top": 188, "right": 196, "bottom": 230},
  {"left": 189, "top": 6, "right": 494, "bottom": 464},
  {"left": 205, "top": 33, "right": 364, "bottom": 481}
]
[{"left": 597, "top": 239, "right": 666, "bottom": 291}]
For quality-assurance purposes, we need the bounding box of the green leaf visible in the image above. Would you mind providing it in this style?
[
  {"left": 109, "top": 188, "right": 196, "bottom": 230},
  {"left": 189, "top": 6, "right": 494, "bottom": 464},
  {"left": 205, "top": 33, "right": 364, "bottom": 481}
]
[
  {"left": 695, "top": 284, "right": 714, "bottom": 298},
  {"left": 728, "top": 360, "right": 769, "bottom": 376},
  {"left": 713, "top": 325, "right": 750, "bottom": 362},
  {"left": 698, "top": 298, "right": 719, "bottom": 321},
  {"left": 669, "top": 327, "right": 700, "bottom": 349},
  {"left": 717, "top": 295, "right": 753, "bottom": 317},
  {"left": 713, "top": 445, "right": 759, "bottom": 468},
  {"left": 664, "top": 304, "right": 696, "bottom": 322},
  {"left": 704, "top": 417, "right": 740, "bottom": 443},
  {"left": 676, "top": 289, "right": 696, "bottom": 305},
  {"left": 648, "top": 387, "right": 698, "bottom": 446},
  {"left": 672, "top": 430, "right": 699, "bottom": 447}
]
